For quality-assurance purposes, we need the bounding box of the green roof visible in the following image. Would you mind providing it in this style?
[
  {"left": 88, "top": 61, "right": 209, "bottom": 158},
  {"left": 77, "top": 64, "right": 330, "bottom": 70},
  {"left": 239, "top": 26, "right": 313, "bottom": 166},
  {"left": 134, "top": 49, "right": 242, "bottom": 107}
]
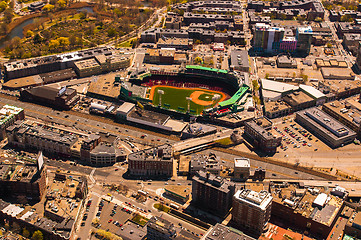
[
  {"left": 218, "top": 86, "right": 249, "bottom": 107},
  {"left": 0, "top": 105, "right": 23, "bottom": 125},
  {"left": 186, "top": 65, "right": 228, "bottom": 74}
]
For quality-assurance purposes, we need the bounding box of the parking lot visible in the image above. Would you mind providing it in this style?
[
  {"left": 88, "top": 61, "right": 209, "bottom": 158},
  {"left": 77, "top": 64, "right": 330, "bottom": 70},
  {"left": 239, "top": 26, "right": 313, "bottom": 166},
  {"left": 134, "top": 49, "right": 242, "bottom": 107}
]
[
  {"left": 272, "top": 118, "right": 330, "bottom": 155},
  {"left": 96, "top": 199, "right": 132, "bottom": 233}
]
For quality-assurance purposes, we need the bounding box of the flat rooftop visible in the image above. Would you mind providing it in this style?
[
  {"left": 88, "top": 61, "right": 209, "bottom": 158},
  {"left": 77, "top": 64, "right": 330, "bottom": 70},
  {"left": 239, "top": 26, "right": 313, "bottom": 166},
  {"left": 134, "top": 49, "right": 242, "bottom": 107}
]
[
  {"left": 3, "top": 75, "right": 43, "bottom": 89},
  {"left": 193, "top": 170, "right": 234, "bottom": 193},
  {"left": 87, "top": 72, "right": 121, "bottom": 99},
  {"left": 270, "top": 183, "right": 343, "bottom": 227},
  {"left": 204, "top": 223, "right": 255, "bottom": 240},
  {"left": 128, "top": 108, "right": 170, "bottom": 126},
  {"left": 234, "top": 189, "right": 272, "bottom": 210},
  {"left": 304, "top": 108, "right": 350, "bottom": 137},
  {"left": 0, "top": 105, "right": 23, "bottom": 125},
  {"left": 283, "top": 91, "right": 314, "bottom": 107}
]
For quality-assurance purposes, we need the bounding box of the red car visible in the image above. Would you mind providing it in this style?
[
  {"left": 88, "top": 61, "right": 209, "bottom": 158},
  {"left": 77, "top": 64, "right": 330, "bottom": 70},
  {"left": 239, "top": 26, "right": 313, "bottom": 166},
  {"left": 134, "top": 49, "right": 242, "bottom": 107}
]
[{"left": 108, "top": 219, "right": 113, "bottom": 223}]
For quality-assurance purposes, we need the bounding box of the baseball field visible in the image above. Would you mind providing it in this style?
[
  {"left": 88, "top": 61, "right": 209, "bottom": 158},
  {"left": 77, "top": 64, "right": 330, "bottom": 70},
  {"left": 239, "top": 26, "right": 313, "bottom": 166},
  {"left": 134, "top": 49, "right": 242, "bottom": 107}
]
[{"left": 149, "top": 85, "right": 227, "bottom": 115}]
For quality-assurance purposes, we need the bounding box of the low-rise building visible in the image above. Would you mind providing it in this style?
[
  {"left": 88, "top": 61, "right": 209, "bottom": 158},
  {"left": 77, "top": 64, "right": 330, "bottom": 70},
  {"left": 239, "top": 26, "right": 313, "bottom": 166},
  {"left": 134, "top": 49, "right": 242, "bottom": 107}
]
[
  {"left": 283, "top": 90, "right": 315, "bottom": 112},
  {"left": 230, "top": 50, "right": 250, "bottom": 72},
  {"left": 270, "top": 182, "right": 346, "bottom": 239},
  {"left": 201, "top": 223, "right": 255, "bottom": 240},
  {"left": 146, "top": 216, "right": 176, "bottom": 240},
  {"left": 233, "top": 157, "right": 250, "bottom": 181},
  {"left": 192, "top": 171, "right": 235, "bottom": 217},
  {"left": 244, "top": 118, "right": 282, "bottom": 153},
  {"left": 276, "top": 55, "right": 297, "bottom": 68},
  {"left": 128, "top": 145, "right": 173, "bottom": 177},
  {"left": 157, "top": 38, "right": 192, "bottom": 50},
  {"left": 73, "top": 58, "right": 101, "bottom": 77},
  {"left": 345, "top": 211, "right": 361, "bottom": 239},
  {"left": 20, "top": 86, "right": 79, "bottom": 110},
  {"left": 296, "top": 107, "right": 356, "bottom": 148},
  {"left": 232, "top": 189, "right": 273, "bottom": 235},
  {"left": 264, "top": 100, "right": 292, "bottom": 119},
  {"left": 189, "top": 152, "right": 221, "bottom": 176},
  {"left": 164, "top": 185, "right": 190, "bottom": 203},
  {"left": 0, "top": 154, "right": 46, "bottom": 202},
  {"left": 0, "top": 105, "right": 24, "bottom": 140},
  {"left": 322, "top": 98, "right": 361, "bottom": 138},
  {"left": 6, "top": 120, "right": 79, "bottom": 157}
]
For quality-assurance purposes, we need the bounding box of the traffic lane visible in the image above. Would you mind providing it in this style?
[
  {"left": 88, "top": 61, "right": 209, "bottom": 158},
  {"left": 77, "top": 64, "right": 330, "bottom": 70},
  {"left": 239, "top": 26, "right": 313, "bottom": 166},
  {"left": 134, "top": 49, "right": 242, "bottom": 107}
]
[
  {"left": 199, "top": 148, "right": 323, "bottom": 180},
  {"left": 76, "top": 193, "right": 100, "bottom": 240},
  {"left": 0, "top": 97, "right": 176, "bottom": 146}
]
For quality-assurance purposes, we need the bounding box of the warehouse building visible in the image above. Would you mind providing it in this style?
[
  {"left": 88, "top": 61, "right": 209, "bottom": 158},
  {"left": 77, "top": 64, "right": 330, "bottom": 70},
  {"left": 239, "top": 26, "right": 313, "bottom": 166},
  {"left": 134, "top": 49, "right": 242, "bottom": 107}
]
[{"left": 296, "top": 107, "right": 356, "bottom": 148}]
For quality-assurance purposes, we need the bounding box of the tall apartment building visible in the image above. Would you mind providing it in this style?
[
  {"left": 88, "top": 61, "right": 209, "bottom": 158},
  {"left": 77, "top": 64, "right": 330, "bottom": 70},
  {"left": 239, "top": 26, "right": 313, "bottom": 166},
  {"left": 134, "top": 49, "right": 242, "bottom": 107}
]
[
  {"left": 232, "top": 189, "right": 273, "bottom": 235},
  {"left": 296, "top": 26, "right": 313, "bottom": 55},
  {"left": 254, "top": 23, "right": 285, "bottom": 53},
  {"left": 128, "top": 144, "right": 173, "bottom": 177},
  {"left": 192, "top": 171, "right": 235, "bottom": 217},
  {"left": 0, "top": 105, "right": 24, "bottom": 140}
]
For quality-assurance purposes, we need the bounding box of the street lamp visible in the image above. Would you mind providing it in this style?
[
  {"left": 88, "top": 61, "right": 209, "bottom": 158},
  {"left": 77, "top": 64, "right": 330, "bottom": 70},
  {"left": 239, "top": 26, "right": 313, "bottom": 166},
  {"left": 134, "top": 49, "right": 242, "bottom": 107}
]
[
  {"left": 158, "top": 90, "right": 164, "bottom": 107},
  {"left": 186, "top": 97, "right": 192, "bottom": 113}
]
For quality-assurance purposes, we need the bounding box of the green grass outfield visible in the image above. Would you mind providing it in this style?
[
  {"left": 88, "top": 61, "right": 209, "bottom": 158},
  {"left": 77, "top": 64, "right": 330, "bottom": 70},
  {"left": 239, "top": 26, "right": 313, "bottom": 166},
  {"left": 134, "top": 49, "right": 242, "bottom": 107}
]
[{"left": 152, "top": 86, "right": 223, "bottom": 115}]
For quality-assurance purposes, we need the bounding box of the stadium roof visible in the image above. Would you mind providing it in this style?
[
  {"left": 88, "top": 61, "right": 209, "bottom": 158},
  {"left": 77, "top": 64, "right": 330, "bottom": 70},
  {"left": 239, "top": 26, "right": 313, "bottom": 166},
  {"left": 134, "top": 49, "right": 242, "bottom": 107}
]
[
  {"left": 219, "top": 86, "right": 249, "bottom": 107},
  {"left": 261, "top": 79, "right": 299, "bottom": 93},
  {"left": 186, "top": 65, "right": 228, "bottom": 74}
]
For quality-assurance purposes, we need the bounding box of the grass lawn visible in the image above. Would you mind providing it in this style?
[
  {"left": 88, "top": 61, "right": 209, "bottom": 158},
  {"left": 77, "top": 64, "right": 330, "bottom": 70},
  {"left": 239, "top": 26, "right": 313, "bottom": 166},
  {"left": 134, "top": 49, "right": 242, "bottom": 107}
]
[
  {"left": 117, "top": 37, "right": 136, "bottom": 48},
  {"left": 153, "top": 203, "right": 170, "bottom": 213},
  {"left": 131, "top": 214, "right": 149, "bottom": 227},
  {"left": 152, "top": 86, "right": 221, "bottom": 115}
]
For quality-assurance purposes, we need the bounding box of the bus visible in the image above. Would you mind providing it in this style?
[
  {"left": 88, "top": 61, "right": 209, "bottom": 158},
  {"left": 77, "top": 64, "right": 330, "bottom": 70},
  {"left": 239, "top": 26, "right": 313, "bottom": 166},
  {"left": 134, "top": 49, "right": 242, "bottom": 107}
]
[{"left": 170, "top": 203, "right": 179, "bottom": 210}]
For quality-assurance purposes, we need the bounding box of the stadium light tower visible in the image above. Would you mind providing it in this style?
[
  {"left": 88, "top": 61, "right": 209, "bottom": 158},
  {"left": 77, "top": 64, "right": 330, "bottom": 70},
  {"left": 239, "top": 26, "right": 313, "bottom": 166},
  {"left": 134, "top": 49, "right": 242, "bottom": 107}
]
[
  {"left": 186, "top": 97, "right": 192, "bottom": 113},
  {"left": 210, "top": 94, "right": 221, "bottom": 108},
  {"left": 158, "top": 90, "right": 164, "bottom": 107}
]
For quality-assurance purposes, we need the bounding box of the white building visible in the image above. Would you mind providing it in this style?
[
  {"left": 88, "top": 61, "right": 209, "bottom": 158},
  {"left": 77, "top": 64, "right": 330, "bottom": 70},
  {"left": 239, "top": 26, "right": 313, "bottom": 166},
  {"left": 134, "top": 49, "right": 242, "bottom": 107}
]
[{"left": 232, "top": 189, "right": 273, "bottom": 235}]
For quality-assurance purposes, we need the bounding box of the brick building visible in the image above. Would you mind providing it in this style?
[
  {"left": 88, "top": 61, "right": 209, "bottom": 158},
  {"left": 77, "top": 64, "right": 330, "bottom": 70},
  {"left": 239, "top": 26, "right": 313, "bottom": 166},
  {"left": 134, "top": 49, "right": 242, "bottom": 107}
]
[
  {"left": 192, "top": 171, "right": 235, "bottom": 217},
  {"left": 128, "top": 144, "right": 173, "bottom": 177}
]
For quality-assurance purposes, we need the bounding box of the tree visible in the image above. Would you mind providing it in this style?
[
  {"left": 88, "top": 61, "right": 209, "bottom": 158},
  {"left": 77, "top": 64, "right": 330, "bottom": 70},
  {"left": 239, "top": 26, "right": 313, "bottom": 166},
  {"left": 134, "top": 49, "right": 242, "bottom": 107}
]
[
  {"left": 252, "top": 79, "right": 259, "bottom": 91},
  {"left": 33, "top": 33, "right": 43, "bottom": 43},
  {"left": 326, "top": 42, "right": 332, "bottom": 48},
  {"left": 314, "top": 17, "right": 323, "bottom": 22},
  {"left": 31, "top": 230, "right": 43, "bottom": 240},
  {"left": 0, "top": 22, "right": 8, "bottom": 35},
  {"left": 107, "top": 27, "right": 117, "bottom": 37},
  {"left": 57, "top": 37, "right": 70, "bottom": 48},
  {"left": 22, "top": 228, "right": 30, "bottom": 238},
  {"left": 0, "top": 1, "right": 7, "bottom": 12},
  {"left": 301, "top": 74, "right": 308, "bottom": 83},
  {"left": 56, "top": 0, "right": 67, "bottom": 9},
  {"left": 49, "top": 39, "right": 60, "bottom": 51},
  {"left": 69, "top": 35, "right": 77, "bottom": 46},
  {"left": 265, "top": 73, "right": 270, "bottom": 79},
  {"left": 194, "top": 56, "right": 203, "bottom": 64},
  {"left": 42, "top": 4, "right": 54, "bottom": 11},
  {"left": 3, "top": 8, "right": 14, "bottom": 23},
  {"left": 26, "top": 30, "right": 34, "bottom": 38}
]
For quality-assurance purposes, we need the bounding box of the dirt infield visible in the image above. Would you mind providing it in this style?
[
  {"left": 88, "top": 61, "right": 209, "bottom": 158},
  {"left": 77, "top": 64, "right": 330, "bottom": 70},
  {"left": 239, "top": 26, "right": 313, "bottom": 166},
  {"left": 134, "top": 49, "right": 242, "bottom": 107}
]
[
  {"left": 190, "top": 90, "right": 226, "bottom": 106},
  {"left": 148, "top": 85, "right": 227, "bottom": 115}
]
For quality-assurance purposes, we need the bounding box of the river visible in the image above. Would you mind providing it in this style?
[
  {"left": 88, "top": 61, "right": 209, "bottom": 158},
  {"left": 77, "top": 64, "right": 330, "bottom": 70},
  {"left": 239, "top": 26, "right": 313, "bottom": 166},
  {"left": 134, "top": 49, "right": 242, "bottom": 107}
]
[
  {"left": 0, "top": 18, "right": 35, "bottom": 48},
  {"left": 0, "top": 6, "right": 94, "bottom": 48}
]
